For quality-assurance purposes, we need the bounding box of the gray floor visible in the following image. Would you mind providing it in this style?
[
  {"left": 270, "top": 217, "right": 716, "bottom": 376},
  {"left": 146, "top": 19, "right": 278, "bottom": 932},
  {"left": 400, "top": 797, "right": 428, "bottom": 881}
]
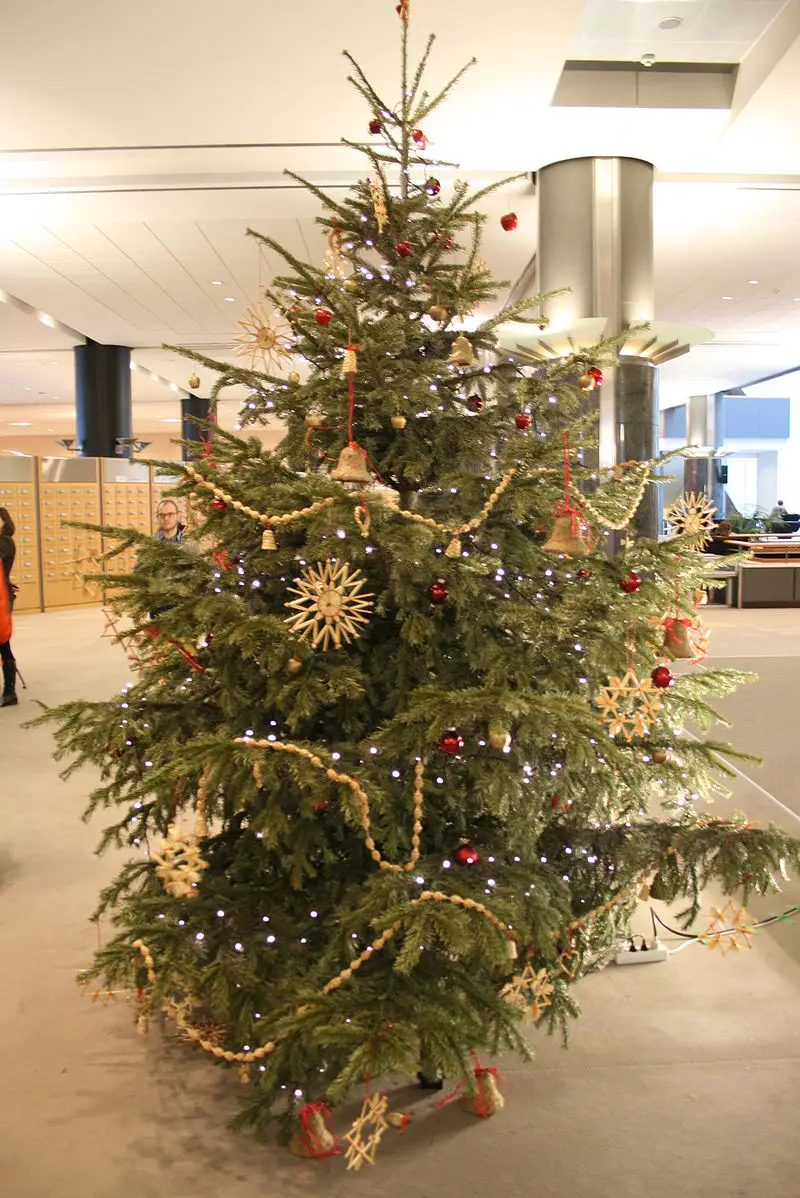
[{"left": 2, "top": 607, "right": 799, "bottom": 1198}]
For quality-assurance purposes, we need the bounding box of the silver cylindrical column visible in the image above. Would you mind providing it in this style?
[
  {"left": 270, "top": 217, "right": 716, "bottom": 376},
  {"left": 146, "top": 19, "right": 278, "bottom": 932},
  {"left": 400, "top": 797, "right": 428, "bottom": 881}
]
[{"left": 537, "top": 157, "right": 658, "bottom": 536}]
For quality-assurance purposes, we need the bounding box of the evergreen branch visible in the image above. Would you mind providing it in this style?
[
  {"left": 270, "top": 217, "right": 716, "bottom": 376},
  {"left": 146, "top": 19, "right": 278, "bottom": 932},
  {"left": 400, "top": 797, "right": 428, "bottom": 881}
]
[{"left": 415, "top": 57, "right": 478, "bottom": 121}]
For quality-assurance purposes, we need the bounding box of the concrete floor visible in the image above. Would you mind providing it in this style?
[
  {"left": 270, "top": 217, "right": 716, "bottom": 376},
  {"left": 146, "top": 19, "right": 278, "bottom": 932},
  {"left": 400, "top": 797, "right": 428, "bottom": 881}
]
[{"left": 2, "top": 607, "right": 800, "bottom": 1198}]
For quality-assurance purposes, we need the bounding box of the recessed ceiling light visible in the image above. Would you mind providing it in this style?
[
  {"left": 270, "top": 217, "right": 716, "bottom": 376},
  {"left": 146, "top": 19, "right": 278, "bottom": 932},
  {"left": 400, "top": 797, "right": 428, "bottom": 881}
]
[
  {"left": 211, "top": 280, "right": 223, "bottom": 286},
  {"left": 38, "top": 313, "right": 55, "bottom": 327},
  {"left": 162, "top": 418, "right": 180, "bottom": 424},
  {"left": 793, "top": 297, "right": 800, "bottom": 302},
  {"left": 747, "top": 279, "right": 759, "bottom": 285},
  {"left": 658, "top": 17, "right": 683, "bottom": 30},
  {"left": 224, "top": 296, "right": 236, "bottom": 302},
  {"left": 130, "top": 362, "right": 137, "bottom": 371},
  {"left": 150, "top": 373, "right": 159, "bottom": 382},
  {"left": 722, "top": 296, "right": 732, "bottom": 300},
  {"left": 50, "top": 361, "right": 59, "bottom": 366},
  {"left": 9, "top": 421, "right": 32, "bottom": 426}
]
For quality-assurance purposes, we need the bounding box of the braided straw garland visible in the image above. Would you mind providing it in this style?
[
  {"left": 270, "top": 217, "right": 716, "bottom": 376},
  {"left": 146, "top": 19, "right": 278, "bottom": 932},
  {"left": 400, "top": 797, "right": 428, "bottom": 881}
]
[
  {"left": 234, "top": 737, "right": 424, "bottom": 873},
  {"left": 182, "top": 456, "right": 651, "bottom": 549}
]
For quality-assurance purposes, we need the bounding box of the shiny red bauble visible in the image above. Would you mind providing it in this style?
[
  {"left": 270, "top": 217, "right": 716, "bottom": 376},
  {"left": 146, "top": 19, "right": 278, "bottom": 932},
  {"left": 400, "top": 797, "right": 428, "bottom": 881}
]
[
  {"left": 314, "top": 309, "right": 332, "bottom": 325},
  {"left": 424, "top": 177, "right": 441, "bottom": 196},
  {"left": 209, "top": 497, "right": 227, "bottom": 511},
  {"left": 438, "top": 731, "right": 464, "bottom": 755},
  {"left": 368, "top": 117, "right": 382, "bottom": 134},
  {"left": 454, "top": 844, "right": 479, "bottom": 867},
  {"left": 651, "top": 665, "right": 674, "bottom": 689},
  {"left": 144, "top": 624, "right": 160, "bottom": 639},
  {"left": 412, "top": 128, "right": 426, "bottom": 144},
  {"left": 468, "top": 395, "right": 483, "bottom": 411},
  {"left": 436, "top": 232, "right": 453, "bottom": 250},
  {"left": 395, "top": 240, "right": 412, "bottom": 258},
  {"left": 500, "top": 212, "right": 518, "bottom": 231},
  {"left": 620, "top": 572, "right": 641, "bottom": 594},
  {"left": 587, "top": 367, "right": 604, "bottom": 385},
  {"left": 576, "top": 568, "right": 592, "bottom": 580},
  {"left": 514, "top": 412, "right": 531, "bottom": 430},
  {"left": 428, "top": 581, "right": 449, "bottom": 604}
]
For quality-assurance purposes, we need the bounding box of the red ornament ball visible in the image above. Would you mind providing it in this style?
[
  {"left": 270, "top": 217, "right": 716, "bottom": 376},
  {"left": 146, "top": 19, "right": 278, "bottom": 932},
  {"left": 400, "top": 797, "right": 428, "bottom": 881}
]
[
  {"left": 428, "top": 581, "right": 449, "bottom": 605},
  {"left": 587, "top": 367, "right": 604, "bottom": 385},
  {"left": 436, "top": 231, "right": 453, "bottom": 250},
  {"left": 454, "top": 844, "right": 479, "bottom": 867},
  {"left": 424, "top": 177, "right": 441, "bottom": 196},
  {"left": 467, "top": 395, "right": 483, "bottom": 411},
  {"left": 144, "top": 624, "right": 160, "bottom": 639},
  {"left": 412, "top": 128, "right": 426, "bottom": 145},
  {"left": 576, "top": 568, "right": 592, "bottom": 580},
  {"left": 209, "top": 497, "right": 227, "bottom": 511},
  {"left": 500, "top": 212, "right": 518, "bottom": 232},
  {"left": 395, "top": 240, "right": 412, "bottom": 258},
  {"left": 368, "top": 117, "right": 382, "bottom": 134},
  {"left": 620, "top": 571, "right": 641, "bottom": 594},
  {"left": 651, "top": 665, "right": 674, "bottom": 689},
  {"left": 514, "top": 412, "right": 531, "bottom": 430},
  {"left": 314, "top": 309, "right": 332, "bottom": 325},
  {"left": 438, "top": 731, "right": 464, "bottom": 755}
]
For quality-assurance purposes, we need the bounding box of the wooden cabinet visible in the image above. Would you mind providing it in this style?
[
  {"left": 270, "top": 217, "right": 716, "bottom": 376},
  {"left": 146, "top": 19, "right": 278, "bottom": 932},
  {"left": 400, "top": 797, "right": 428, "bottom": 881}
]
[
  {"left": 40, "top": 458, "right": 102, "bottom": 608},
  {"left": 101, "top": 461, "right": 153, "bottom": 576}
]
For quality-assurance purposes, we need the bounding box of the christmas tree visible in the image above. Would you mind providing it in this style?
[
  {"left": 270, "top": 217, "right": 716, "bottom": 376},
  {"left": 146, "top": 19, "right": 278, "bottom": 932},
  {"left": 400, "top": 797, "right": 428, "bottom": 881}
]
[{"left": 43, "top": 3, "right": 800, "bottom": 1161}]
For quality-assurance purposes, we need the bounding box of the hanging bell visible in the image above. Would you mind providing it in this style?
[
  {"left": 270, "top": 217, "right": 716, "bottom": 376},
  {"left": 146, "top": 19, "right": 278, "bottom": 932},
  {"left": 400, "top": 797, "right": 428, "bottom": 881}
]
[
  {"left": 261, "top": 526, "right": 277, "bottom": 550},
  {"left": 444, "top": 534, "right": 462, "bottom": 558},
  {"left": 447, "top": 334, "right": 477, "bottom": 367},
  {"left": 663, "top": 619, "right": 694, "bottom": 659},
  {"left": 330, "top": 444, "right": 373, "bottom": 485},
  {"left": 542, "top": 514, "right": 591, "bottom": 557}
]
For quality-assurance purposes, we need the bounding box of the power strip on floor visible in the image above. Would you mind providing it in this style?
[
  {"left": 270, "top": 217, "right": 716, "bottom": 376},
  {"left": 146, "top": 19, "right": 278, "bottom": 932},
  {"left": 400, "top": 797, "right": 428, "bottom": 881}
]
[{"left": 615, "top": 938, "right": 668, "bottom": 966}]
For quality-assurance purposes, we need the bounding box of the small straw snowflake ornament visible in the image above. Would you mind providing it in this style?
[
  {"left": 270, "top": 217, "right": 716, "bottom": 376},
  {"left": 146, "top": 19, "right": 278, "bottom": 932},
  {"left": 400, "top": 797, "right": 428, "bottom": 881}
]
[
  {"left": 233, "top": 302, "right": 293, "bottom": 371},
  {"left": 284, "top": 560, "right": 374, "bottom": 650},
  {"left": 500, "top": 963, "right": 554, "bottom": 1021},
  {"left": 701, "top": 902, "right": 756, "bottom": 954},
  {"left": 151, "top": 823, "right": 208, "bottom": 898},
  {"left": 594, "top": 668, "right": 662, "bottom": 742},
  {"left": 665, "top": 491, "right": 717, "bottom": 548}
]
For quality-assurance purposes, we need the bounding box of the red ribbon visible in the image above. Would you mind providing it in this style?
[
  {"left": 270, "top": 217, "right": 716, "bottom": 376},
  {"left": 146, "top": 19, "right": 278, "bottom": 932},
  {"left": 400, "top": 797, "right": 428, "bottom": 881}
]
[{"left": 296, "top": 1102, "right": 341, "bottom": 1159}]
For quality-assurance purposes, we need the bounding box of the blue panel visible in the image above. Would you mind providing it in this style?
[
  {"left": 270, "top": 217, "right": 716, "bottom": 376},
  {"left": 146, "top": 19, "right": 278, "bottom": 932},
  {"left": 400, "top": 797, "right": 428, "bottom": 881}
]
[
  {"left": 719, "top": 397, "right": 790, "bottom": 439},
  {"left": 662, "top": 405, "right": 686, "bottom": 438}
]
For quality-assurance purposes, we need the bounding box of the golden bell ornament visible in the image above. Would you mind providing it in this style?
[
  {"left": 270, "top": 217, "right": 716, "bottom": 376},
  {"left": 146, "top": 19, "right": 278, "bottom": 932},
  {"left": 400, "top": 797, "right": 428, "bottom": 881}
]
[
  {"left": 578, "top": 372, "right": 596, "bottom": 391},
  {"left": 288, "top": 371, "right": 300, "bottom": 384},
  {"left": 542, "top": 514, "right": 591, "bottom": 557},
  {"left": 652, "top": 748, "right": 669, "bottom": 765},
  {"left": 188, "top": 374, "right": 201, "bottom": 390},
  {"left": 330, "top": 444, "right": 373, "bottom": 485},
  {"left": 391, "top": 413, "right": 407, "bottom": 429},
  {"left": 663, "top": 620, "right": 694, "bottom": 659},
  {"left": 305, "top": 412, "right": 324, "bottom": 428},
  {"left": 285, "top": 657, "right": 303, "bottom": 675},
  {"left": 428, "top": 303, "right": 448, "bottom": 322},
  {"left": 343, "top": 277, "right": 359, "bottom": 294},
  {"left": 447, "top": 333, "right": 477, "bottom": 367},
  {"left": 261, "top": 527, "right": 277, "bottom": 551}
]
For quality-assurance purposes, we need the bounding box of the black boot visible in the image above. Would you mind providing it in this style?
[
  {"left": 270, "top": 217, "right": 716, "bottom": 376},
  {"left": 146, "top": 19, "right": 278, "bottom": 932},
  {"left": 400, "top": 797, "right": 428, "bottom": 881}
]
[{"left": 1, "top": 657, "right": 17, "bottom": 707}]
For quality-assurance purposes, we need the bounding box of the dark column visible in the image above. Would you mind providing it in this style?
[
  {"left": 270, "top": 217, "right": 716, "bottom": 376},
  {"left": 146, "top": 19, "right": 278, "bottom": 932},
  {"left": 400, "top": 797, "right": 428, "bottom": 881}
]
[
  {"left": 180, "top": 394, "right": 212, "bottom": 461},
  {"left": 74, "top": 341, "right": 132, "bottom": 457},
  {"left": 616, "top": 359, "right": 659, "bottom": 537},
  {"left": 537, "top": 157, "right": 658, "bottom": 536}
]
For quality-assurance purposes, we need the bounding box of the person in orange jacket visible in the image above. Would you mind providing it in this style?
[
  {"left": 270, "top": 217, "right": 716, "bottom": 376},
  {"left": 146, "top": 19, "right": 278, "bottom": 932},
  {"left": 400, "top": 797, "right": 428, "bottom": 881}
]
[{"left": 0, "top": 505, "right": 17, "bottom": 707}]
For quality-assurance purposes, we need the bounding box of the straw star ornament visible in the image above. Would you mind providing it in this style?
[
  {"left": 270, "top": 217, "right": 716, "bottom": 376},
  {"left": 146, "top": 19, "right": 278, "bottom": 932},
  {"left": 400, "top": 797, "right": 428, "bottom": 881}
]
[
  {"left": 284, "top": 560, "right": 374, "bottom": 651},
  {"left": 343, "top": 1092, "right": 389, "bottom": 1171},
  {"left": 233, "top": 302, "right": 293, "bottom": 371}
]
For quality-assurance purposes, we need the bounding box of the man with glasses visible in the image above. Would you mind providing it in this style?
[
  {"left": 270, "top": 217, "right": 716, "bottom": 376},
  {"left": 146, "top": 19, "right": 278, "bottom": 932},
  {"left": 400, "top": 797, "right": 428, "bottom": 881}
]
[{"left": 155, "top": 499, "right": 185, "bottom": 545}]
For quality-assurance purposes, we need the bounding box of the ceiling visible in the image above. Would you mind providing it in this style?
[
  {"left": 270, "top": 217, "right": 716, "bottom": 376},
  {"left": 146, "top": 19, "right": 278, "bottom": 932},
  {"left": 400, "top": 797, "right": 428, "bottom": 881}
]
[
  {"left": 2, "top": 0, "right": 800, "bottom": 446},
  {"left": 571, "top": 0, "right": 790, "bottom": 65}
]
